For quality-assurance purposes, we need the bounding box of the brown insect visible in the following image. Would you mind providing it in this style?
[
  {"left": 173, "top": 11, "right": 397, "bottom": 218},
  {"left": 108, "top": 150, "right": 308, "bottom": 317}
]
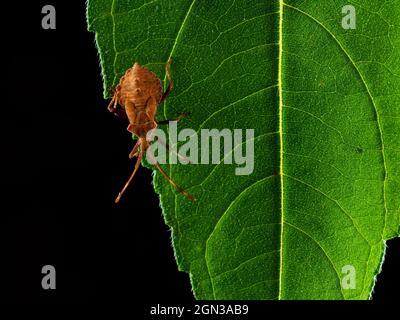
[{"left": 107, "top": 59, "right": 195, "bottom": 203}]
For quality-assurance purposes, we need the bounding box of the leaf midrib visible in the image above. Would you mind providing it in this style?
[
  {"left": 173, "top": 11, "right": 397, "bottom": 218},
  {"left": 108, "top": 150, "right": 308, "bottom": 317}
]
[{"left": 278, "top": 0, "right": 285, "bottom": 300}]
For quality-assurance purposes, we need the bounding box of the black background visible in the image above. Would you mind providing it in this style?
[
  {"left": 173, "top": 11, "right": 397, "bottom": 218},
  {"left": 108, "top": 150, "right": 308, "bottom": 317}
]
[{"left": 0, "top": 1, "right": 398, "bottom": 304}]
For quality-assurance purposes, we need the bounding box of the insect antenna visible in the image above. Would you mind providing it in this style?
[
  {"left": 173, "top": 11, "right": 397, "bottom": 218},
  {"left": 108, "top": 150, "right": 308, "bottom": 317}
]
[{"left": 115, "top": 146, "right": 144, "bottom": 203}]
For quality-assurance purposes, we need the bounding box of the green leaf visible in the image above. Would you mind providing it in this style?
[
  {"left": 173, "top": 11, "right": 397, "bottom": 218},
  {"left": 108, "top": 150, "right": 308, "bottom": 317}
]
[{"left": 87, "top": 0, "right": 400, "bottom": 299}]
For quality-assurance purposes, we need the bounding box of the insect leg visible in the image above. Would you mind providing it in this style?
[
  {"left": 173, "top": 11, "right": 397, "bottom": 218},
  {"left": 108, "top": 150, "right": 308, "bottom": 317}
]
[
  {"left": 157, "top": 112, "right": 189, "bottom": 125},
  {"left": 107, "top": 92, "right": 117, "bottom": 112},
  {"left": 156, "top": 137, "right": 192, "bottom": 164},
  {"left": 115, "top": 142, "right": 144, "bottom": 203},
  {"left": 107, "top": 93, "right": 128, "bottom": 119},
  {"left": 160, "top": 59, "right": 173, "bottom": 103},
  {"left": 129, "top": 140, "right": 141, "bottom": 159},
  {"left": 147, "top": 152, "right": 196, "bottom": 202}
]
